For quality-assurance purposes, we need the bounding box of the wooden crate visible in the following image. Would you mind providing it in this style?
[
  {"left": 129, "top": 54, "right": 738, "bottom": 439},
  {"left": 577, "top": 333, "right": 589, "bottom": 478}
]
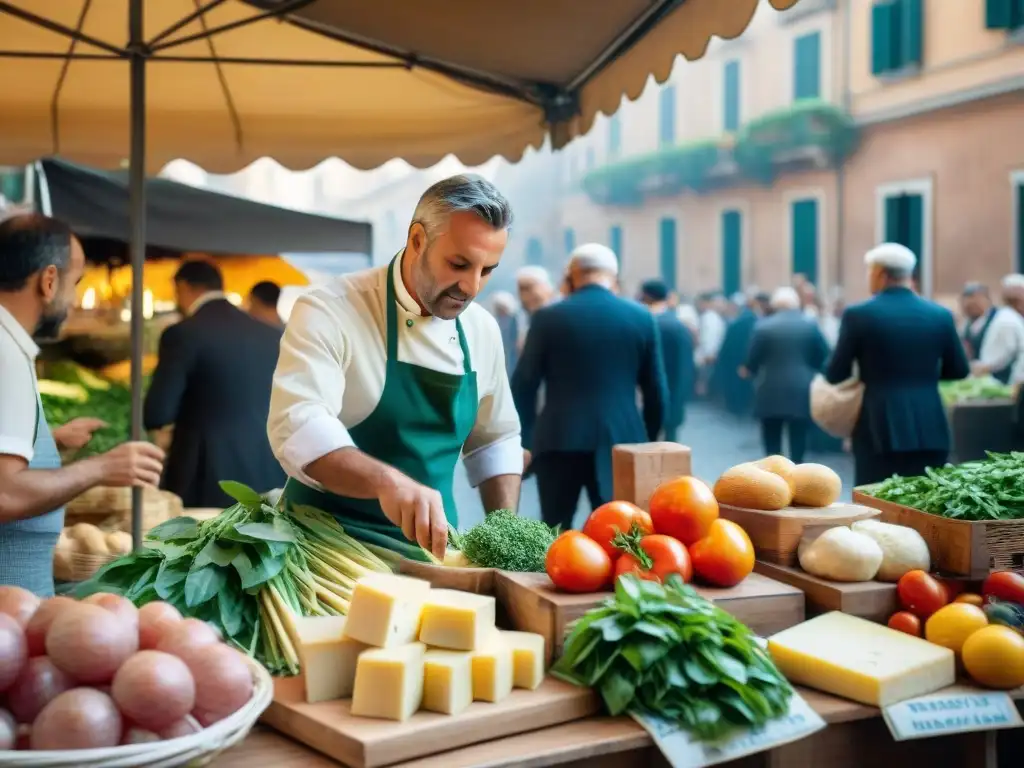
[
  {"left": 495, "top": 571, "right": 804, "bottom": 666},
  {"left": 717, "top": 502, "right": 881, "bottom": 567},
  {"left": 398, "top": 559, "right": 496, "bottom": 595},
  {"left": 853, "top": 488, "right": 1024, "bottom": 579},
  {"left": 611, "top": 442, "right": 693, "bottom": 509},
  {"left": 753, "top": 561, "right": 899, "bottom": 623}
]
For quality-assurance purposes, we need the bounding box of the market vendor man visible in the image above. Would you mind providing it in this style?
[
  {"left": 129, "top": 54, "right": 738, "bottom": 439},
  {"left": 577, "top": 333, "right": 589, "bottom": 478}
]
[
  {"left": 0, "top": 214, "right": 165, "bottom": 595},
  {"left": 268, "top": 175, "right": 523, "bottom": 560}
]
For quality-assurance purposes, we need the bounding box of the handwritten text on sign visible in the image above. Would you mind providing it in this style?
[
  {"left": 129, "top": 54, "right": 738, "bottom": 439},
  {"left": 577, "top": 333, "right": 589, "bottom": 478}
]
[
  {"left": 633, "top": 693, "right": 826, "bottom": 768},
  {"left": 883, "top": 689, "right": 1023, "bottom": 742}
]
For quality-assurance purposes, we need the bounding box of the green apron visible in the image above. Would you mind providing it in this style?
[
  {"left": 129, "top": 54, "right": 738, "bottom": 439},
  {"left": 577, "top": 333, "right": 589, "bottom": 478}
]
[{"left": 280, "top": 255, "right": 479, "bottom": 548}]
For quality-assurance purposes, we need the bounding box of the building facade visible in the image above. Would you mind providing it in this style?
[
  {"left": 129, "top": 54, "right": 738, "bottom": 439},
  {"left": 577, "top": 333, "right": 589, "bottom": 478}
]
[{"left": 562, "top": 0, "right": 1024, "bottom": 303}]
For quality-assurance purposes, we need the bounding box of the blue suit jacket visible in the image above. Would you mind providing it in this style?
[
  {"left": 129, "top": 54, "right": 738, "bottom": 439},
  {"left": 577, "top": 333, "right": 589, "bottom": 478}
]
[
  {"left": 512, "top": 285, "right": 668, "bottom": 494},
  {"left": 746, "top": 309, "right": 829, "bottom": 420},
  {"left": 825, "top": 287, "right": 970, "bottom": 453},
  {"left": 654, "top": 310, "right": 694, "bottom": 431}
]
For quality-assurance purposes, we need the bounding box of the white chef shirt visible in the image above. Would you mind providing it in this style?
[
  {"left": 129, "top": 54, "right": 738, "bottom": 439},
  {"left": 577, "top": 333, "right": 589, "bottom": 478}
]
[
  {"left": 0, "top": 303, "right": 40, "bottom": 462},
  {"left": 967, "top": 307, "right": 1024, "bottom": 377},
  {"left": 268, "top": 252, "right": 523, "bottom": 489},
  {"left": 697, "top": 310, "right": 726, "bottom": 364}
]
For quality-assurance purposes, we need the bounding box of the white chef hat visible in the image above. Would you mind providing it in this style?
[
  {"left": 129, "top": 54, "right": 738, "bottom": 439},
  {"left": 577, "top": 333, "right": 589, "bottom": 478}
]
[
  {"left": 769, "top": 286, "right": 801, "bottom": 311},
  {"left": 865, "top": 243, "right": 917, "bottom": 272},
  {"left": 1001, "top": 273, "right": 1024, "bottom": 290},
  {"left": 516, "top": 265, "right": 551, "bottom": 287},
  {"left": 569, "top": 242, "right": 619, "bottom": 275}
]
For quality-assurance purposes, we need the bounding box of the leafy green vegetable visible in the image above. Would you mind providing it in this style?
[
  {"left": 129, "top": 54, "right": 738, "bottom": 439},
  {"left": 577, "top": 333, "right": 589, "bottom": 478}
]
[
  {"left": 459, "top": 509, "right": 557, "bottom": 571},
  {"left": 939, "top": 377, "right": 1013, "bottom": 406},
  {"left": 551, "top": 574, "right": 792, "bottom": 741},
  {"left": 867, "top": 451, "right": 1024, "bottom": 521}
]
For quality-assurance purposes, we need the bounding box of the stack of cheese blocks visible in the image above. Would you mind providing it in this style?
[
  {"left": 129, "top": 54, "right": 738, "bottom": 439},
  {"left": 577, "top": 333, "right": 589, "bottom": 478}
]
[{"left": 292, "top": 573, "right": 546, "bottom": 722}]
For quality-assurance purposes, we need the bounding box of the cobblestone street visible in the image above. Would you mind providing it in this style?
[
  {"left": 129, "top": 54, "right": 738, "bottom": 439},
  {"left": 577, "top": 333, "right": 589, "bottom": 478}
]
[{"left": 454, "top": 402, "right": 855, "bottom": 530}]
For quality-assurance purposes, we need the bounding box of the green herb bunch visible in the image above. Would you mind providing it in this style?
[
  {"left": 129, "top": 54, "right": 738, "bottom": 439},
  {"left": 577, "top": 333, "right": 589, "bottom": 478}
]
[
  {"left": 75, "top": 481, "right": 393, "bottom": 676},
  {"left": 458, "top": 509, "right": 557, "bottom": 571},
  {"left": 551, "top": 574, "right": 792, "bottom": 741},
  {"left": 869, "top": 451, "right": 1024, "bottom": 521}
]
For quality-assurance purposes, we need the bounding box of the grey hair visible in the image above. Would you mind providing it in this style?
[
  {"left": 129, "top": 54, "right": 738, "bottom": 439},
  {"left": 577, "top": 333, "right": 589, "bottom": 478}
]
[
  {"left": 411, "top": 174, "right": 513, "bottom": 239},
  {"left": 770, "top": 286, "right": 801, "bottom": 311},
  {"left": 883, "top": 266, "right": 914, "bottom": 281}
]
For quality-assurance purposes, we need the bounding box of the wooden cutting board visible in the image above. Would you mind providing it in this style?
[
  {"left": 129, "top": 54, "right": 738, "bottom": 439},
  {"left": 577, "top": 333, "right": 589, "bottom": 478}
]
[
  {"left": 753, "top": 561, "right": 899, "bottom": 623},
  {"left": 262, "top": 675, "right": 599, "bottom": 768},
  {"left": 717, "top": 502, "right": 881, "bottom": 567},
  {"left": 495, "top": 571, "right": 804, "bottom": 666}
]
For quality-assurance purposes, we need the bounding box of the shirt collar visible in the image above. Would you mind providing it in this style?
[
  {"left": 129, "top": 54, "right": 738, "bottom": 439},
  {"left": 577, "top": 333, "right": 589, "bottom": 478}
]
[
  {"left": 187, "top": 291, "right": 227, "bottom": 317},
  {"left": 392, "top": 249, "right": 428, "bottom": 317},
  {"left": 0, "top": 302, "right": 40, "bottom": 359}
]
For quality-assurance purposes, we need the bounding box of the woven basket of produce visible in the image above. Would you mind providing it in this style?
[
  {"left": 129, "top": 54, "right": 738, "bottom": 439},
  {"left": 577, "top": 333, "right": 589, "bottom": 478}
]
[
  {"left": 53, "top": 525, "right": 133, "bottom": 582},
  {"left": 65, "top": 487, "right": 172, "bottom": 534}
]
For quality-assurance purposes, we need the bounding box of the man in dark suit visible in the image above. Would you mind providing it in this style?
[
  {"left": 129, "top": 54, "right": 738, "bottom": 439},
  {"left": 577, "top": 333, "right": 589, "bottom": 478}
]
[
  {"left": 745, "top": 287, "right": 830, "bottom": 463},
  {"left": 246, "top": 280, "right": 283, "bottom": 328},
  {"left": 145, "top": 261, "right": 286, "bottom": 507},
  {"left": 639, "top": 279, "right": 694, "bottom": 442},
  {"left": 512, "top": 244, "right": 667, "bottom": 529},
  {"left": 714, "top": 289, "right": 762, "bottom": 416},
  {"left": 825, "top": 244, "right": 970, "bottom": 485}
]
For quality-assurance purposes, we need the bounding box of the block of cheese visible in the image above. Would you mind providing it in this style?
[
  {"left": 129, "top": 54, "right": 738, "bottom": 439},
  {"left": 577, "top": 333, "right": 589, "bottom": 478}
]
[
  {"left": 418, "top": 589, "right": 496, "bottom": 651},
  {"left": 292, "top": 615, "right": 368, "bottom": 703},
  {"left": 498, "top": 630, "right": 546, "bottom": 690},
  {"left": 344, "top": 572, "right": 431, "bottom": 648},
  {"left": 767, "top": 611, "right": 955, "bottom": 707},
  {"left": 351, "top": 642, "right": 426, "bottom": 721},
  {"left": 422, "top": 649, "right": 473, "bottom": 715},
  {"left": 470, "top": 634, "right": 514, "bottom": 703}
]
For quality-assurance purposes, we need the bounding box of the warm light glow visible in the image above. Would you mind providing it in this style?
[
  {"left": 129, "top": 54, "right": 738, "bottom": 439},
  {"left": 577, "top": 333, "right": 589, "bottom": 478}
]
[
  {"left": 227, "top": 292, "right": 242, "bottom": 306},
  {"left": 81, "top": 287, "right": 96, "bottom": 310},
  {"left": 119, "top": 308, "right": 131, "bottom": 323},
  {"left": 143, "top": 290, "right": 154, "bottom": 320}
]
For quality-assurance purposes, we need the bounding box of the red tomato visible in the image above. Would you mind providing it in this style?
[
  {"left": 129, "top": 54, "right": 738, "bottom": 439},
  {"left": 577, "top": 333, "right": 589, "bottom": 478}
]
[
  {"left": 887, "top": 611, "right": 923, "bottom": 637},
  {"left": 938, "top": 578, "right": 966, "bottom": 602},
  {"left": 546, "top": 531, "right": 613, "bottom": 593},
  {"left": 688, "top": 519, "right": 754, "bottom": 588},
  {"left": 582, "top": 502, "right": 654, "bottom": 559},
  {"left": 897, "top": 570, "right": 949, "bottom": 618},
  {"left": 614, "top": 534, "right": 693, "bottom": 584},
  {"left": 982, "top": 571, "right": 1024, "bottom": 605},
  {"left": 648, "top": 476, "right": 719, "bottom": 546}
]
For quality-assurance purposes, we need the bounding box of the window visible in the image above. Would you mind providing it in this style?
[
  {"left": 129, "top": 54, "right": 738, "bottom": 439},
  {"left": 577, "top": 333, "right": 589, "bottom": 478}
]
[
  {"left": 526, "top": 237, "right": 544, "bottom": 266},
  {"left": 659, "top": 85, "right": 677, "bottom": 146},
  {"left": 608, "top": 114, "right": 622, "bottom": 158},
  {"left": 723, "top": 60, "right": 741, "bottom": 132},
  {"left": 721, "top": 210, "right": 743, "bottom": 295},
  {"left": 659, "top": 218, "right": 678, "bottom": 291},
  {"left": 986, "top": 0, "right": 1024, "bottom": 31},
  {"left": 1013, "top": 172, "right": 1024, "bottom": 272},
  {"left": 790, "top": 198, "right": 820, "bottom": 285},
  {"left": 564, "top": 228, "right": 576, "bottom": 256},
  {"left": 871, "top": 0, "right": 923, "bottom": 76},
  {"left": 610, "top": 225, "right": 624, "bottom": 269},
  {"left": 793, "top": 31, "right": 822, "bottom": 100}
]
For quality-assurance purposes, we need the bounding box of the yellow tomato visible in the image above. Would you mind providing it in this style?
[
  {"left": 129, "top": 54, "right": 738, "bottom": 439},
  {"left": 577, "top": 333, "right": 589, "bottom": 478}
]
[
  {"left": 953, "top": 593, "right": 984, "bottom": 607},
  {"left": 924, "top": 603, "right": 988, "bottom": 655},
  {"left": 961, "top": 626, "right": 1024, "bottom": 690}
]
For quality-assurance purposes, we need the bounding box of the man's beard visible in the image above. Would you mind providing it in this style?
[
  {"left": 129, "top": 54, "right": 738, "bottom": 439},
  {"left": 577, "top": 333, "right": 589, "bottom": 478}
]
[
  {"left": 34, "top": 302, "right": 68, "bottom": 341},
  {"left": 417, "top": 255, "right": 471, "bottom": 319}
]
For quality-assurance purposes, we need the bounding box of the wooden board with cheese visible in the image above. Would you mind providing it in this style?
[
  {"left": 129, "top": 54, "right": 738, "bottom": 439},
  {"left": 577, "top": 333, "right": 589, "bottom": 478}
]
[
  {"left": 753, "top": 561, "right": 899, "bottom": 622},
  {"left": 496, "top": 570, "right": 805, "bottom": 665}
]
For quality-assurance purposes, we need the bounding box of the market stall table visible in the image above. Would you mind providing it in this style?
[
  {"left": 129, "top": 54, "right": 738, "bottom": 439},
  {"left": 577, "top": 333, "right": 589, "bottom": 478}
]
[{"left": 217, "top": 687, "right": 1024, "bottom": 768}]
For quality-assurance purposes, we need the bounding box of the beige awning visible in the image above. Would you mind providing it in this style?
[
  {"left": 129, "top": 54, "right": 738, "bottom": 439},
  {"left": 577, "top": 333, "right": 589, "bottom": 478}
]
[{"left": 0, "top": 0, "right": 797, "bottom": 172}]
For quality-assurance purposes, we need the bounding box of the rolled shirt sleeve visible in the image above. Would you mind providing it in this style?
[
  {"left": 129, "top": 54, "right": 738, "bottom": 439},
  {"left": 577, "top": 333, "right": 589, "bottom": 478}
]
[
  {"left": 267, "top": 292, "right": 355, "bottom": 486},
  {"left": 461, "top": 311, "right": 523, "bottom": 488},
  {"left": 981, "top": 310, "right": 1024, "bottom": 373},
  {"left": 0, "top": 339, "right": 37, "bottom": 462}
]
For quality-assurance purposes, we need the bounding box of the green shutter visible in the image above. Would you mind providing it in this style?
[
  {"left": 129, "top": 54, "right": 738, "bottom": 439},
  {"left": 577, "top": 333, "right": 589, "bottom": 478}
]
[
  {"left": 986, "top": 0, "right": 1013, "bottom": 28},
  {"left": 564, "top": 228, "right": 576, "bottom": 255},
  {"left": 871, "top": 1, "right": 897, "bottom": 74},
  {"left": 791, "top": 199, "right": 819, "bottom": 285},
  {"left": 723, "top": 60, "right": 741, "bottom": 132},
  {"left": 606, "top": 224, "right": 622, "bottom": 268},
  {"left": 1016, "top": 183, "right": 1024, "bottom": 272},
  {"left": 526, "top": 237, "right": 543, "bottom": 266},
  {"left": 884, "top": 195, "right": 903, "bottom": 242},
  {"left": 721, "top": 210, "right": 742, "bottom": 295},
  {"left": 659, "top": 218, "right": 678, "bottom": 291},
  {"left": 903, "top": 193, "right": 924, "bottom": 282},
  {"left": 794, "top": 32, "right": 821, "bottom": 101},
  {"left": 900, "top": 0, "right": 924, "bottom": 67},
  {"left": 659, "top": 85, "right": 676, "bottom": 146}
]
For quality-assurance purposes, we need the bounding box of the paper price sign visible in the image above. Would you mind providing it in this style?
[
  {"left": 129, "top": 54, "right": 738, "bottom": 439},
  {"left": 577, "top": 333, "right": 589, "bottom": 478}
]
[
  {"left": 632, "top": 693, "right": 826, "bottom": 768},
  {"left": 883, "top": 688, "right": 1023, "bottom": 742}
]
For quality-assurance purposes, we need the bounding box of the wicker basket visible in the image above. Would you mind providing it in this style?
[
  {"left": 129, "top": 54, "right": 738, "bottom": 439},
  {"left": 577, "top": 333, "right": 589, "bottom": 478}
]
[
  {"left": 64, "top": 487, "right": 178, "bottom": 535},
  {"left": 0, "top": 656, "right": 273, "bottom": 767},
  {"left": 52, "top": 551, "right": 118, "bottom": 583}
]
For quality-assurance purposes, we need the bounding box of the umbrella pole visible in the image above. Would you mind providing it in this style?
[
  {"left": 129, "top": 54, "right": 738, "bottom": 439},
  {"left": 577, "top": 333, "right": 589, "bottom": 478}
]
[{"left": 128, "top": 0, "right": 147, "bottom": 551}]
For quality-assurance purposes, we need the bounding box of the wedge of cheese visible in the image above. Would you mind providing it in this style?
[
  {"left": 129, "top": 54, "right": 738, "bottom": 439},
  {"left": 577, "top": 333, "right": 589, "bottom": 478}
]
[
  {"left": 418, "top": 589, "right": 496, "bottom": 651},
  {"left": 470, "top": 635, "right": 513, "bottom": 703},
  {"left": 351, "top": 642, "right": 426, "bottom": 721},
  {"left": 498, "top": 630, "right": 546, "bottom": 690},
  {"left": 767, "top": 611, "right": 955, "bottom": 707},
  {"left": 344, "top": 573, "right": 431, "bottom": 648},
  {"left": 422, "top": 649, "right": 473, "bottom": 715},
  {"left": 292, "top": 615, "right": 368, "bottom": 703}
]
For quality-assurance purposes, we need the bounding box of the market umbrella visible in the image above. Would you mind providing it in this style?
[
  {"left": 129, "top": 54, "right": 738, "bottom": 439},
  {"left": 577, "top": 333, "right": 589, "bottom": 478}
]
[{"left": 0, "top": 0, "right": 797, "bottom": 546}]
